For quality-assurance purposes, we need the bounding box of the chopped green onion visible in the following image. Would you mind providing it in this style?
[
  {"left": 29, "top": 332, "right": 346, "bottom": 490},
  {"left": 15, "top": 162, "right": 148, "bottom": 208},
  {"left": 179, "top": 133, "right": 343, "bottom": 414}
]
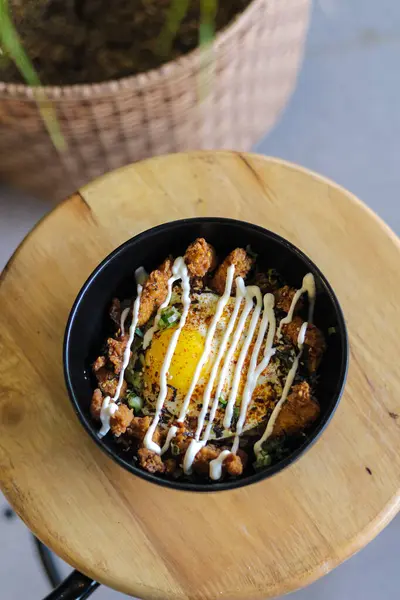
[
  {"left": 254, "top": 451, "right": 272, "bottom": 470},
  {"left": 219, "top": 396, "right": 227, "bottom": 408},
  {"left": 170, "top": 290, "right": 181, "bottom": 305},
  {"left": 125, "top": 368, "right": 144, "bottom": 393},
  {"left": 126, "top": 392, "right": 143, "bottom": 414},
  {"left": 170, "top": 442, "right": 180, "bottom": 456},
  {"left": 135, "top": 327, "right": 144, "bottom": 338},
  {"left": 328, "top": 326, "right": 337, "bottom": 335},
  {"left": 159, "top": 306, "right": 181, "bottom": 329}
]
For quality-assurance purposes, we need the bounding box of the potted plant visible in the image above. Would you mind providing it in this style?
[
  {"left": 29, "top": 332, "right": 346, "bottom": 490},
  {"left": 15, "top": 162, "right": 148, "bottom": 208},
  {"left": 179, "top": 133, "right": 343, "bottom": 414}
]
[{"left": 0, "top": 0, "right": 311, "bottom": 200}]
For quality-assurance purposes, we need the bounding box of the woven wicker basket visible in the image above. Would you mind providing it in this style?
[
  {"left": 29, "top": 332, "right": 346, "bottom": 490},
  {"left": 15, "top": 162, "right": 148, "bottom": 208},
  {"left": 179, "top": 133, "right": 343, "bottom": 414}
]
[{"left": 0, "top": 0, "right": 310, "bottom": 200}]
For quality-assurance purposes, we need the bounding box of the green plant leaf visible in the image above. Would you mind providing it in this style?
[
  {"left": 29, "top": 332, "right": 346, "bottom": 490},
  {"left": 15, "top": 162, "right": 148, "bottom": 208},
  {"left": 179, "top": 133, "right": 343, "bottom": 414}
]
[
  {"left": 0, "top": 0, "right": 66, "bottom": 151},
  {"left": 156, "top": 0, "right": 190, "bottom": 59}
]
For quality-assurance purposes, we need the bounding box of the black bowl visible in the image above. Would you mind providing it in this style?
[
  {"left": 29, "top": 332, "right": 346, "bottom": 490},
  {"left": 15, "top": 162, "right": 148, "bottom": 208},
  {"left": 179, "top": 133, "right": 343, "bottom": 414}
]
[{"left": 64, "top": 218, "right": 348, "bottom": 492}]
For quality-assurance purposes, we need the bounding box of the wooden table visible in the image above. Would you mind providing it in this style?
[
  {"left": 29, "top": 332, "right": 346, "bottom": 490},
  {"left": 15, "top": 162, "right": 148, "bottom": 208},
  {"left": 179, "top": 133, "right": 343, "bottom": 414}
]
[{"left": 1, "top": 152, "right": 399, "bottom": 600}]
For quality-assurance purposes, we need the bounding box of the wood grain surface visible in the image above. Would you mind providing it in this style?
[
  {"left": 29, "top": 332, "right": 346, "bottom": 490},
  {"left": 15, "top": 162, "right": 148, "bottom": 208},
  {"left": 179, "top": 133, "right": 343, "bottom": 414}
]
[{"left": 0, "top": 152, "right": 399, "bottom": 600}]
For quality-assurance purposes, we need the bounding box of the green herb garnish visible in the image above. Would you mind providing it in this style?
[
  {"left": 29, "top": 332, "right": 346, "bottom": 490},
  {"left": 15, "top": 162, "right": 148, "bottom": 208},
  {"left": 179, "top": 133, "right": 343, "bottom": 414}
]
[
  {"left": 170, "top": 442, "right": 180, "bottom": 456},
  {"left": 126, "top": 392, "right": 143, "bottom": 414},
  {"left": 125, "top": 367, "right": 144, "bottom": 393},
  {"left": 253, "top": 451, "right": 272, "bottom": 470},
  {"left": 233, "top": 406, "right": 240, "bottom": 420},
  {"left": 159, "top": 306, "right": 181, "bottom": 330},
  {"left": 328, "top": 326, "right": 337, "bottom": 335},
  {"left": 135, "top": 327, "right": 144, "bottom": 338},
  {"left": 219, "top": 396, "right": 228, "bottom": 408}
]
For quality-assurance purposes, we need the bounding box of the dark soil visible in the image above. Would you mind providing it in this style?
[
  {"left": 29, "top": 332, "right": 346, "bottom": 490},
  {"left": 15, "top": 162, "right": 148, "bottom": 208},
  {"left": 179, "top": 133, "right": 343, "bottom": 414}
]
[{"left": 0, "top": 0, "right": 252, "bottom": 85}]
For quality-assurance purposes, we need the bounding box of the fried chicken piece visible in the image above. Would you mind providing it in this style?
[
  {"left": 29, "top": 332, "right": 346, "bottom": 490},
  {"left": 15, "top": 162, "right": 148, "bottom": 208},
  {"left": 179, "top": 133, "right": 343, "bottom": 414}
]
[
  {"left": 281, "top": 316, "right": 326, "bottom": 373},
  {"left": 184, "top": 238, "right": 217, "bottom": 278},
  {"left": 126, "top": 416, "right": 163, "bottom": 446},
  {"left": 164, "top": 458, "right": 177, "bottom": 475},
  {"left": 192, "top": 444, "right": 221, "bottom": 475},
  {"left": 110, "top": 404, "right": 134, "bottom": 437},
  {"left": 224, "top": 452, "right": 246, "bottom": 477},
  {"left": 211, "top": 248, "right": 253, "bottom": 295},
  {"left": 92, "top": 355, "right": 106, "bottom": 373},
  {"left": 173, "top": 422, "right": 193, "bottom": 455},
  {"left": 109, "top": 297, "right": 121, "bottom": 328},
  {"left": 90, "top": 388, "right": 103, "bottom": 421},
  {"left": 137, "top": 258, "right": 173, "bottom": 326},
  {"left": 127, "top": 415, "right": 152, "bottom": 441},
  {"left": 273, "top": 382, "right": 320, "bottom": 437},
  {"left": 138, "top": 448, "right": 166, "bottom": 474},
  {"left": 96, "top": 367, "right": 127, "bottom": 398},
  {"left": 107, "top": 335, "right": 129, "bottom": 374},
  {"left": 274, "top": 286, "right": 304, "bottom": 314}
]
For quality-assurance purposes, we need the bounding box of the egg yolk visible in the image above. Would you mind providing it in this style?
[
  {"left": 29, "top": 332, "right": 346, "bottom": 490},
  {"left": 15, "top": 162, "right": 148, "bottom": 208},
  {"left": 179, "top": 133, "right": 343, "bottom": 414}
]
[{"left": 145, "top": 327, "right": 207, "bottom": 394}]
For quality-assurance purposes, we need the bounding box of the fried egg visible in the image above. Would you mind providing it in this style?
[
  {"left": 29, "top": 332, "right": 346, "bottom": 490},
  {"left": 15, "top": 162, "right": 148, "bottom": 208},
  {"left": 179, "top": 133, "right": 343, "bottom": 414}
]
[{"left": 143, "top": 290, "right": 279, "bottom": 439}]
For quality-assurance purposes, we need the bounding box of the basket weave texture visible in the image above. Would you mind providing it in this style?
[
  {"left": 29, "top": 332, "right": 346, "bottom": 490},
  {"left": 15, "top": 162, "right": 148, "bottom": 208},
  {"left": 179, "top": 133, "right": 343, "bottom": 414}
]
[{"left": 0, "top": 0, "right": 310, "bottom": 200}]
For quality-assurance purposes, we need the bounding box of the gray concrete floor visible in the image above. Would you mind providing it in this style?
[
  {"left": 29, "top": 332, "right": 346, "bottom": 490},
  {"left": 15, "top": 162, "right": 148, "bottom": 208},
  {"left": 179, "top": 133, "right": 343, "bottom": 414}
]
[{"left": 1, "top": 0, "right": 400, "bottom": 598}]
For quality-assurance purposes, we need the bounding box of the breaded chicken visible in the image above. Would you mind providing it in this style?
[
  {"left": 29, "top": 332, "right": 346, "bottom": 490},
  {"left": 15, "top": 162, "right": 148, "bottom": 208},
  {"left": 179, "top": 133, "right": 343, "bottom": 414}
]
[
  {"left": 107, "top": 335, "right": 129, "bottom": 374},
  {"left": 274, "top": 286, "right": 304, "bottom": 314},
  {"left": 126, "top": 416, "right": 163, "bottom": 445},
  {"left": 273, "top": 382, "right": 320, "bottom": 436},
  {"left": 92, "top": 355, "right": 106, "bottom": 373},
  {"left": 95, "top": 367, "right": 127, "bottom": 398},
  {"left": 184, "top": 238, "right": 217, "bottom": 278},
  {"left": 137, "top": 257, "right": 173, "bottom": 326},
  {"left": 138, "top": 448, "right": 166, "bottom": 474},
  {"left": 90, "top": 388, "right": 103, "bottom": 421},
  {"left": 211, "top": 248, "right": 253, "bottom": 295},
  {"left": 192, "top": 444, "right": 221, "bottom": 475},
  {"left": 110, "top": 404, "right": 133, "bottom": 436},
  {"left": 173, "top": 422, "right": 193, "bottom": 455},
  {"left": 281, "top": 316, "right": 326, "bottom": 373},
  {"left": 224, "top": 450, "right": 248, "bottom": 476},
  {"left": 192, "top": 445, "right": 247, "bottom": 477}
]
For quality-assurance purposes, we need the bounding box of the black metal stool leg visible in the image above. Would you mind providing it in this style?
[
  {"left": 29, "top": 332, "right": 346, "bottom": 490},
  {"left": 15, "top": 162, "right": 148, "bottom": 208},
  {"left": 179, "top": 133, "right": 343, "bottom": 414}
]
[
  {"left": 32, "top": 536, "right": 63, "bottom": 589},
  {"left": 42, "top": 570, "right": 99, "bottom": 600},
  {"left": 33, "top": 535, "right": 99, "bottom": 599}
]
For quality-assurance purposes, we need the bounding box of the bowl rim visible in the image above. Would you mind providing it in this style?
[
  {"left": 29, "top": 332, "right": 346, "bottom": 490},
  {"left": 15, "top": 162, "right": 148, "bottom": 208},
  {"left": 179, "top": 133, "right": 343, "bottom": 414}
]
[{"left": 63, "top": 217, "right": 349, "bottom": 493}]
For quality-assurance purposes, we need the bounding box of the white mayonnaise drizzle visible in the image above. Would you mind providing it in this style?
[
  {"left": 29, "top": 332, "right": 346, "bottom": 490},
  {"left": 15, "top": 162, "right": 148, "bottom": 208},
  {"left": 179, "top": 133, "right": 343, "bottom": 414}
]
[
  {"left": 224, "top": 286, "right": 262, "bottom": 429},
  {"left": 99, "top": 396, "right": 119, "bottom": 438},
  {"left": 143, "top": 257, "right": 191, "bottom": 453},
  {"left": 254, "top": 321, "right": 308, "bottom": 458},
  {"left": 213, "top": 278, "right": 251, "bottom": 417},
  {"left": 231, "top": 293, "right": 276, "bottom": 454},
  {"left": 178, "top": 265, "right": 235, "bottom": 422},
  {"left": 165, "top": 265, "right": 235, "bottom": 461},
  {"left": 120, "top": 307, "right": 130, "bottom": 337},
  {"left": 142, "top": 267, "right": 178, "bottom": 350},
  {"left": 183, "top": 278, "right": 250, "bottom": 474},
  {"left": 276, "top": 273, "right": 315, "bottom": 340},
  {"left": 209, "top": 450, "right": 232, "bottom": 481},
  {"left": 182, "top": 267, "right": 242, "bottom": 472},
  {"left": 99, "top": 284, "right": 143, "bottom": 438},
  {"left": 208, "top": 293, "right": 276, "bottom": 479}
]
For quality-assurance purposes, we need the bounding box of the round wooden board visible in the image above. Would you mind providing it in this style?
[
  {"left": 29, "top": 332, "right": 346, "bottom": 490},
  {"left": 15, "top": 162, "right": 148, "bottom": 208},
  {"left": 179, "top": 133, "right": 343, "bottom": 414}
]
[{"left": 1, "top": 152, "right": 399, "bottom": 600}]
